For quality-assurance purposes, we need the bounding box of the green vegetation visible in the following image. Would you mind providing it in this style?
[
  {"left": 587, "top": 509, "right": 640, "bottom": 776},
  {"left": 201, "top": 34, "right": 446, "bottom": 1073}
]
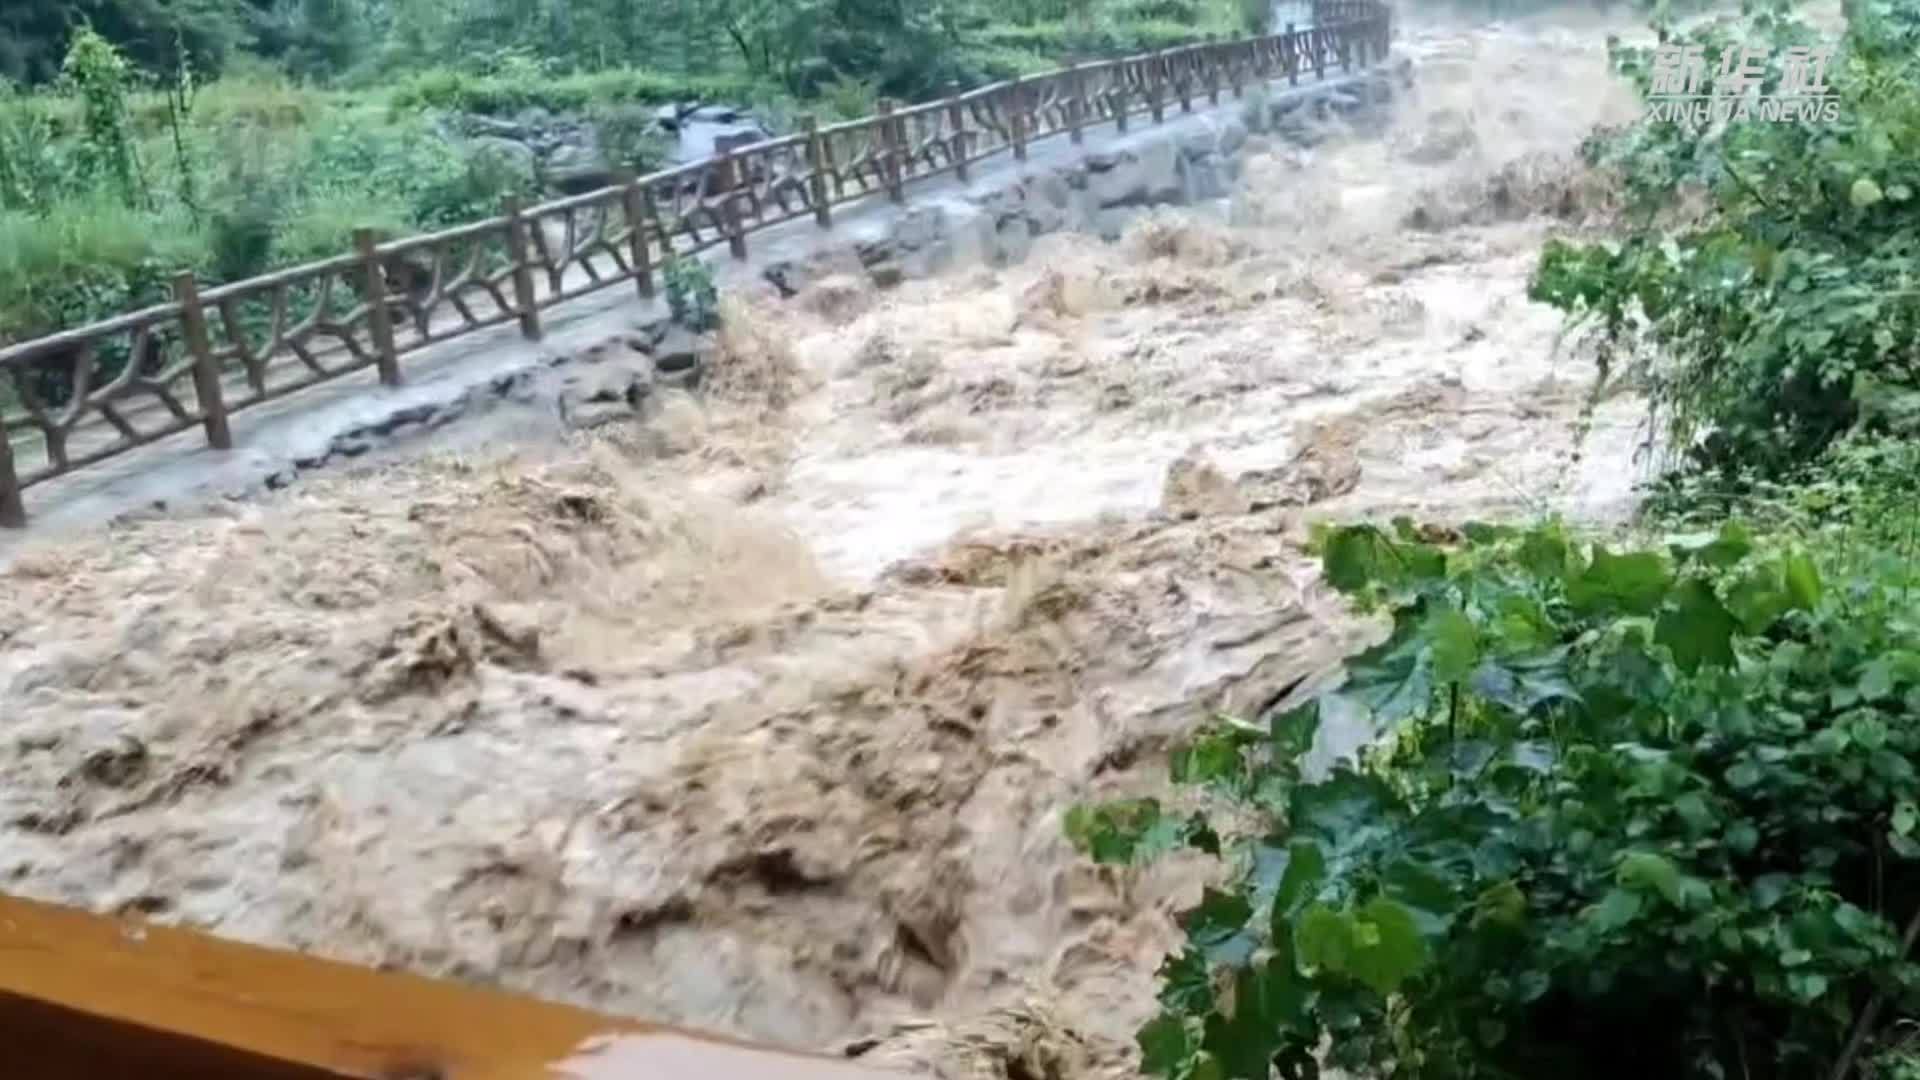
[
  {"left": 1067, "top": 1, "right": 1920, "bottom": 1076},
  {"left": 663, "top": 256, "right": 721, "bottom": 333},
  {"left": 1533, "top": 0, "right": 1920, "bottom": 475},
  {"left": 1074, "top": 514, "right": 1920, "bottom": 1079}
]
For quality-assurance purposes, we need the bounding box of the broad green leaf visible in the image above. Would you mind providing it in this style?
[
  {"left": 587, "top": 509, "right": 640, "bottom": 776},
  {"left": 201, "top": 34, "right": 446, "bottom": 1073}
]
[
  {"left": 1322, "top": 526, "right": 1392, "bottom": 594},
  {"left": 1183, "top": 888, "right": 1254, "bottom": 953},
  {"left": 1491, "top": 592, "right": 1554, "bottom": 651},
  {"left": 1752, "top": 873, "right": 1792, "bottom": 910},
  {"left": 1472, "top": 880, "right": 1527, "bottom": 929},
  {"left": 1462, "top": 521, "right": 1510, "bottom": 544},
  {"left": 1347, "top": 898, "right": 1432, "bottom": 995},
  {"left": 1860, "top": 658, "right": 1898, "bottom": 702},
  {"left": 1468, "top": 651, "right": 1581, "bottom": 714},
  {"left": 1617, "top": 851, "right": 1706, "bottom": 908},
  {"left": 1171, "top": 732, "right": 1245, "bottom": 791},
  {"left": 1589, "top": 887, "right": 1643, "bottom": 932},
  {"left": 1726, "top": 566, "right": 1793, "bottom": 634},
  {"left": 1517, "top": 526, "right": 1570, "bottom": 579},
  {"left": 1268, "top": 700, "right": 1320, "bottom": 762},
  {"left": 1788, "top": 971, "right": 1830, "bottom": 1003},
  {"left": 1065, "top": 799, "right": 1164, "bottom": 863},
  {"left": 1782, "top": 551, "right": 1822, "bottom": 611},
  {"left": 1851, "top": 177, "right": 1884, "bottom": 208},
  {"left": 1426, "top": 604, "right": 1480, "bottom": 684},
  {"left": 1654, "top": 577, "right": 1738, "bottom": 673},
  {"left": 1853, "top": 715, "right": 1890, "bottom": 750},
  {"left": 1382, "top": 857, "right": 1457, "bottom": 939},
  {"left": 1201, "top": 957, "right": 1311, "bottom": 1079},
  {"left": 1274, "top": 839, "right": 1327, "bottom": 922},
  {"left": 1296, "top": 904, "right": 1357, "bottom": 975},
  {"left": 1566, "top": 547, "right": 1672, "bottom": 616},
  {"left": 1289, "top": 772, "right": 1402, "bottom": 858},
  {"left": 1512, "top": 970, "right": 1551, "bottom": 1003},
  {"left": 1157, "top": 948, "right": 1214, "bottom": 1013},
  {"left": 1672, "top": 792, "right": 1714, "bottom": 834},
  {"left": 1833, "top": 902, "right": 1885, "bottom": 945},
  {"left": 1667, "top": 521, "right": 1753, "bottom": 568},
  {"left": 1138, "top": 1013, "right": 1198, "bottom": 1078},
  {"left": 1617, "top": 851, "right": 1681, "bottom": 900},
  {"left": 1726, "top": 821, "right": 1759, "bottom": 854},
  {"left": 1294, "top": 900, "right": 1429, "bottom": 996},
  {"left": 1342, "top": 620, "right": 1435, "bottom": 724}
]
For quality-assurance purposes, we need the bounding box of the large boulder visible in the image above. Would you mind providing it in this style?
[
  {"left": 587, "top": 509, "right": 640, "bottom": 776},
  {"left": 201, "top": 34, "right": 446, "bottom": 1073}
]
[
  {"left": 668, "top": 117, "right": 774, "bottom": 165},
  {"left": 543, "top": 138, "right": 613, "bottom": 195},
  {"left": 1088, "top": 139, "right": 1183, "bottom": 209},
  {"left": 466, "top": 136, "right": 538, "bottom": 186}
]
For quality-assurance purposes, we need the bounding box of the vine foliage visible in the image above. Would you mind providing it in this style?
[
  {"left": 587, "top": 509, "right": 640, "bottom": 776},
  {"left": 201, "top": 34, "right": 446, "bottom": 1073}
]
[
  {"left": 1530, "top": 0, "right": 1920, "bottom": 475},
  {"left": 1071, "top": 518, "right": 1920, "bottom": 1079}
]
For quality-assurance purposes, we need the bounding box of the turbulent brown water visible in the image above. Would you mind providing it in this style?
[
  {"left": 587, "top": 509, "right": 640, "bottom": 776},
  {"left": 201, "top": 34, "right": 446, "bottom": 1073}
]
[{"left": 0, "top": 16, "right": 1645, "bottom": 1079}]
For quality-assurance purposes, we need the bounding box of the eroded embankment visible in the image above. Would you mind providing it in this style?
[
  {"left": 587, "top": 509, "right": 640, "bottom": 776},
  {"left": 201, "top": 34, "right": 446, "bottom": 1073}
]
[{"left": 0, "top": 18, "right": 1643, "bottom": 1079}]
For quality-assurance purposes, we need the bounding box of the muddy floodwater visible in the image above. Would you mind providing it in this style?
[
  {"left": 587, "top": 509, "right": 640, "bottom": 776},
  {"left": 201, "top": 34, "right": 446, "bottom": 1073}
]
[{"left": 0, "top": 17, "right": 1645, "bottom": 1079}]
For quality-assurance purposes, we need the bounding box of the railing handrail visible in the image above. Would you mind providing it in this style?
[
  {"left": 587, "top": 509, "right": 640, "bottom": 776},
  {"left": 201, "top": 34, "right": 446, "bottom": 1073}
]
[
  {"left": 0, "top": 8, "right": 1389, "bottom": 370},
  {"left": 0, "top": 3, "right": 1394, "bottom": 528}
]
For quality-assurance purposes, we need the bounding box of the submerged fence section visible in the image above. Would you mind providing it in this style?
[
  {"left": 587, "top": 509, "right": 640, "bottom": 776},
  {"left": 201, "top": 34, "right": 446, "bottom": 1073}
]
[{"left": 0, "top": 0, "right": 1392, "bottom": 528}]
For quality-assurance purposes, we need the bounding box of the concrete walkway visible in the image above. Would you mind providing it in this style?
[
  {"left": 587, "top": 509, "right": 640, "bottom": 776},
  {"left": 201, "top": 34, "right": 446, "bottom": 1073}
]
[{"left": 0, "top": 59, "right": 1402, "bottom": 553}]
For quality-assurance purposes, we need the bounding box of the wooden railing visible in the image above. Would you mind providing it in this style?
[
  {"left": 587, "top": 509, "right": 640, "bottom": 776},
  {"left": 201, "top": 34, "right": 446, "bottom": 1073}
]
[
  {"left": 0, "top": 2, "right": 1392, "bottom": 529},
  {"left": 0, "top": 891, "right": 903, "bottom": 1079}
]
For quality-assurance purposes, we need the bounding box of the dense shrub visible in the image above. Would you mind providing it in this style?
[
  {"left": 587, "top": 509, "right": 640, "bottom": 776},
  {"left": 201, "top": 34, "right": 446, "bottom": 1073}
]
[
  {"left": 388, "top": 67, "right": 763, "bottom": 116},
  {"left": 1072, "top": 517, "right": 1920, "bottom": 1079},
  {"left": 1530, "top": 0, "right": 1920, "bottom": 475}
]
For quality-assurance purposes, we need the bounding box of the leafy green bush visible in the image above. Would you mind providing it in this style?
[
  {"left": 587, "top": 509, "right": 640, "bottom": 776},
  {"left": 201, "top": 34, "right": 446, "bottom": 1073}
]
[
  {"left": 1529, "top": 0, "right": 1920, "bottom": 475},
  {"left": 0, "top": 199, "right": 195, "bottom": 337},
  {"left": 0, "top": 80, "right": 69, "bottom": 210},
  {"left": 1071, "top": 517, "right": 1920, "bottom": 1079},
  {"left": 1644, "top": 433, "right": 1920, "bottom": 555},
  {"left": 590, "top": 105, "right": 670, "bottom": 173},
  {"left": 972, "top": 18, "right": 1218, "bottom": 57},
  {"left": 663, "top": 256, "right": 719, "bottom": 332},
  {"left": 389, "top": 66, "right": 762, "bottom": 117},
  {"left": 817, "top": 73, "right": 880, "bottom": 122},
  {"left": 293, "top": 113, "right": 531, "bottom": 232}
]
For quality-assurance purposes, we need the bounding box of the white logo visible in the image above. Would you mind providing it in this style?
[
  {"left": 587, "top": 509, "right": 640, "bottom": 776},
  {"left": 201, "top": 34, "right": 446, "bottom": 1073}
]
[{"left": 1642, "top": 43, "right": 1840, "bottom": 124}]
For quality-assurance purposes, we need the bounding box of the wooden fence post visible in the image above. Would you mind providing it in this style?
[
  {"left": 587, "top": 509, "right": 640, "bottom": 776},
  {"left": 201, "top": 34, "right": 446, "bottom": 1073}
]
[
  {"left": 945, "top": 85, "right": 971, "bottom": 182},
  {"left": 615, "top": 170, "right": 654, "bottom": 299},
  {"left": 1285, "top": 23, "right": 1299, "bottom": 86},
  {"left": 1005, "top": 80, "right": 1027, "bottom": 163},
  {"left": 1176, "top": 47, "right": 1193, "bottom": 113},
  {"left": 1229, "top": 34, "right": 1245, "bottom": 99},
  {"left": 1313, "top": 27, "right": 1327, "bottom": 79},
  {"left": 877, "top": 99, "right": 906, "bottom": 200},
  {"left": 802, "top": 114, "right": 834, "bottom": 224},
  {"left": 713, "top": 145, "right": 749, "bottom": 258},
  {"left": 499, "top": 202, "right": 542, "bottom": 342},
  {"left": 1068, "top": 63, "right": 1086, "bottom": 144},
  {"left": 1114, "top": 64, "right": 1130, "bottom": 133},
  {"left": 171, "top": 271, "right": 231, "bottom": 451},
  {"left": 1149, "top": 53, "right": 1166, "bottom": 123},
  {"left": 352, "top": 228, "right": 403, "bottom": 386},
  {"left": 0, "top": 413, "right": 24, "bottom": 529}
]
